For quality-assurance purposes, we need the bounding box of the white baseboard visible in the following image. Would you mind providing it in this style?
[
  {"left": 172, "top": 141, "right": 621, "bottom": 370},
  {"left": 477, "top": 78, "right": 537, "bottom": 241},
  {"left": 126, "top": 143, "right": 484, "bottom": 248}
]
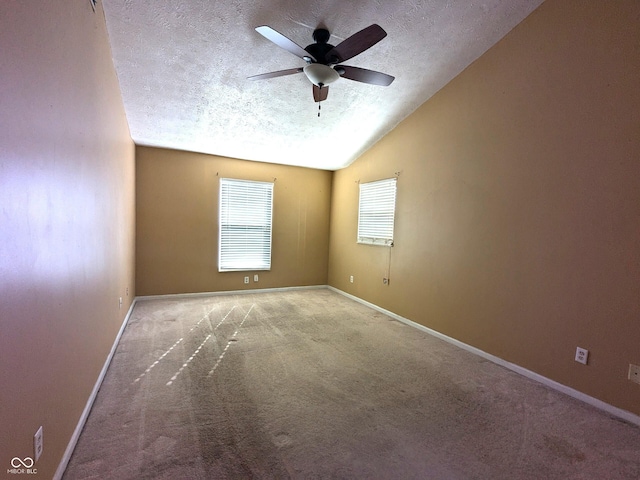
[
  {"left": 54, "top": 299, "right": 138, "bottom": 480},
  {"left": 329, "top": 286, "right": 640, "bottom": 428},
  {"left": 136, "top": 284, "right": 327, "bottom": 302}
]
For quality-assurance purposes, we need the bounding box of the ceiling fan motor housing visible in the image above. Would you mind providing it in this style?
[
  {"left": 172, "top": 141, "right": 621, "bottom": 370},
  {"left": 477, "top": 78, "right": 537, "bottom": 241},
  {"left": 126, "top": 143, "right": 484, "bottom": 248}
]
[{"left": 305, "top": 28, "right": 338, "bottom": 64}]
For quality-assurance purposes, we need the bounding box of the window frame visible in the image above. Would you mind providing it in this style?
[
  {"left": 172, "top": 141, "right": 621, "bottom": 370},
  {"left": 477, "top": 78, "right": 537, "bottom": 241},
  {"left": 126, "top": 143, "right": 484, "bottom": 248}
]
[
  {"left": 218, "top": 177, "right": 274, "bottom": 272},
  {"left": 357, "top": 177, "right": 397, "bottom": 247}
]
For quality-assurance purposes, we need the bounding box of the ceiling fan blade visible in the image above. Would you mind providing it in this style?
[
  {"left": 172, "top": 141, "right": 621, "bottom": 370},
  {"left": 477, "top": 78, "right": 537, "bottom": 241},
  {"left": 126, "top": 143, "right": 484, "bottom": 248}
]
[
  {"left": 248, "top": 67, "right": 303, "bottom": 81},
  {"left": 255, "top": 26, "right": 316, "bottom": 62},
  {"left": 337, "top": 65, "right": 395, "bottom": 86},
  {"left": 313, "top": 84, "right": 329, "bottom": 103},
  {"left": 327, "top": 24, "right": 387, "bottom": 63}
]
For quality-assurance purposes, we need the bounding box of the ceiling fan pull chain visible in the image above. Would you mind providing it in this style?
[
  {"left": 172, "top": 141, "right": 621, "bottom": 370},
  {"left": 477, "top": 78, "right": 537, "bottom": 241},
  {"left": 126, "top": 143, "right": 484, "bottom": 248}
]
[{"left": 318, "top": 102, "right": 321, "bottom": 117}]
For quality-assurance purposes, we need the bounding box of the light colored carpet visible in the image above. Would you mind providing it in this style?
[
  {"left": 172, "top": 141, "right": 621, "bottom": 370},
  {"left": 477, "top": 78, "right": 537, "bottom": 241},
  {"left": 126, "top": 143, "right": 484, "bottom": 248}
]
[{"left": 63, "top": 289, "right": 640, "bottom": 479}]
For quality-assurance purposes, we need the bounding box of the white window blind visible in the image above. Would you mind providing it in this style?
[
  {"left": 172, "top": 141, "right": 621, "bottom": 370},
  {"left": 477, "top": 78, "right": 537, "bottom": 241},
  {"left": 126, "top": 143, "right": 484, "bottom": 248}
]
[
  {"left": 219, "top": 178, "right": 273, "bottom": 271},
  {"left": 357, "top": 178, "right": 397, "bottom": 246}
]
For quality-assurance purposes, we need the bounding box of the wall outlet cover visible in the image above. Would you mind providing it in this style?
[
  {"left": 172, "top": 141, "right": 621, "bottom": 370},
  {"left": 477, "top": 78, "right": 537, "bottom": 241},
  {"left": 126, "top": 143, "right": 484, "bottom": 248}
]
[
  {"left": 575, "top": 347, "right": 589, "bottom": 365},
  {"left": 34, "top": 426, "right": 43, "bottom": 462}
]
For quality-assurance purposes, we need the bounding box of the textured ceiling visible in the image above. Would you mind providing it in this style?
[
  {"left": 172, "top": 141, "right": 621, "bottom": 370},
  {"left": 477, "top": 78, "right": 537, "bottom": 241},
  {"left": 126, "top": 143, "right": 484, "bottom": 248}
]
[{"left": 102, "top": 0, "right": 543, "bottom": 170}]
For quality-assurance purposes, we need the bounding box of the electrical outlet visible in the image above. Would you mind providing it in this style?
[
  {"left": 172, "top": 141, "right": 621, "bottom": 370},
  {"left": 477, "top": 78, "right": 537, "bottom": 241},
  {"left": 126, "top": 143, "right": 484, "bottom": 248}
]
[
  {"left": 119, "top": 297, "right": 123, "bottom": 309},
  {"left": 244, "top": 276, "right": 249, "bottom": 284},
  {"left": 349, "top": 275, "right": 354, "bottom": 283},
  {"left": 34, "top": 426, "right": 43, "bottom": 462},
  {"left": 629, "top": 364, "right": 640, "bottom": 385},
  {"left": 126, "top": 287, "right": 129, "bottom": 296},
  {"left": 254, "top": 274, "right": 259, "bottom": 282},
  {"left": 575, "top": 347, "right": 589, "bottom": 365}
]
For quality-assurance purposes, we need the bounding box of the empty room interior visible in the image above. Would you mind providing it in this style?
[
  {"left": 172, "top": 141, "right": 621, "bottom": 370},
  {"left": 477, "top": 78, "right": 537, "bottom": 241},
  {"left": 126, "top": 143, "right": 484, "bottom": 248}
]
[{"left": 2, "top": 1, "right": 639, "bottom": 478}]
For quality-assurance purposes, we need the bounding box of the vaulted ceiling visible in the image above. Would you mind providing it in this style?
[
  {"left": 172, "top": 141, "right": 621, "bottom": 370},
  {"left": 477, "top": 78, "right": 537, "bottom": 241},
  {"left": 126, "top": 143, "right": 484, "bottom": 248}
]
[{"left": 103, "top": 0, "right": 543, "bottom": 170}]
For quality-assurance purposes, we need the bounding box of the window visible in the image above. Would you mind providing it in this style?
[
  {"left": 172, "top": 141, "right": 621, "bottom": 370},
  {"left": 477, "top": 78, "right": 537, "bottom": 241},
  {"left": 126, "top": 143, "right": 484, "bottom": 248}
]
[
  {"left": 357, "top": 178, "right": 397, "bottom": 246},
  {"left": 219, "top": 178, "right": 273, "bottom": 271}
]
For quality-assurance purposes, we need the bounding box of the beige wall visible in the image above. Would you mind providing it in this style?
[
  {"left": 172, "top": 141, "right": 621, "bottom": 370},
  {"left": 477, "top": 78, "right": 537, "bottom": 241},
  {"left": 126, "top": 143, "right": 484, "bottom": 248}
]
[
  {"left": 0, "top": 1, "right": 135, "bottom": 478},
  {"left": 329, "top": 0, "right": 640, "bottom": 415},
  {"left": 136, "top": 146, "right": 331, "bottom": 295},
  {"left": 3, "top": 2, "right": 637, "bottom": 476}
]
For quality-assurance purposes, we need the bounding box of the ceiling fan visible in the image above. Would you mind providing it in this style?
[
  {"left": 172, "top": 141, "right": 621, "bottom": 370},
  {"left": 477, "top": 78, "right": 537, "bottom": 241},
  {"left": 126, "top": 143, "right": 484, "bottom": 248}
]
[{"left": 249, "top": 24, "right": 395, "bottom": 104}]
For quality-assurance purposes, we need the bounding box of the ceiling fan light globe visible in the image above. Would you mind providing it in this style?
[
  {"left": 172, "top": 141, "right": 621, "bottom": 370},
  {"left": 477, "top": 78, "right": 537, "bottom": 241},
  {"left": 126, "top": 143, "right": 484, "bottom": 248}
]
[{"left": 303, "top": 64, "right": 339, "bottom": 87}]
